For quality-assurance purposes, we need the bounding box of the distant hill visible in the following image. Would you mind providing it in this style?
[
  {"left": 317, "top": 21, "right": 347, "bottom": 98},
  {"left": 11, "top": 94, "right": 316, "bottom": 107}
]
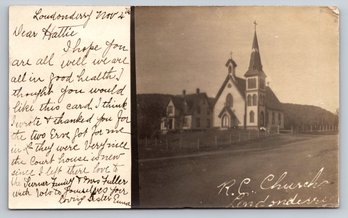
[
  {"left": 137, "top": 94, "right": 339, "bottom": 138},
  {"left": 282, "top": 103, "right": 338, "bottom": 130}
]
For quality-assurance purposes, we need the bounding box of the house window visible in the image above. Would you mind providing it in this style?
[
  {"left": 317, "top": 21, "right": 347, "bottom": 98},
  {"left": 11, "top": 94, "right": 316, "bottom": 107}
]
[
  {"left": 272, "top": 112, "right": 275, "bottom": 124},
  {"left": 207, "top": 119, "right": 210, "bottom": 128},
  {"left": 167, "top": 105, "right": 174, "bottom": 115},
  {"left": 197, "top": 106, "right": 201, "bottom": 114},
  {"left": 226, "top": 93, "right": 233, "bottom": 107},
  {"left": 167, "top": 118, "right": 174, "bottom": 130},
  {"left": 248, "top": 78, "right": 256, "bottom": 89},
  {"left": 253, "top": 94, "right": 257, "bottom": 106},
  {"left": 250, "top": 111, "right": 255, "bottom": 123},
  {"left": 196, "top": 118, "right": 201, "bottom": 128},
  {"left": 247, "top": 95, "right": 252, "bottom": 106},
  {"left": 278, "top": 113, "right": 282, "bottom": 125},
  {"left": 259, "top": 95, "right": 263, "bottom": 106},
  {"left": 183, "top": 117, "right": 190, "bottom": 128}
]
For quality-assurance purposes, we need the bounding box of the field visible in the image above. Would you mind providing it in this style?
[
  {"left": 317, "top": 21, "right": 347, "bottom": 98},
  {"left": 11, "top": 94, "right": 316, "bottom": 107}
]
[{"left": 138, "top": 133, "right": 339, "bottom": 208}]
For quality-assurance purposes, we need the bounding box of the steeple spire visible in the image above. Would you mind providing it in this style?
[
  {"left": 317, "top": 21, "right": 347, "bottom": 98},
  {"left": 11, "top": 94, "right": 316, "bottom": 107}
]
[{"left": 244, "top": 21, "right": 266, "bottom": 78}]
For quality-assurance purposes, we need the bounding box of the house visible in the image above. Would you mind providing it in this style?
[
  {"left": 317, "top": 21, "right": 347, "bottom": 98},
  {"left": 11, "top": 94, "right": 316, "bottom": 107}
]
[
  {"left": 161, "top": 24, "right": 284, "bottom": 133},
  {"left": 160, "top": 89, "right": 213, "bottom": 133}
]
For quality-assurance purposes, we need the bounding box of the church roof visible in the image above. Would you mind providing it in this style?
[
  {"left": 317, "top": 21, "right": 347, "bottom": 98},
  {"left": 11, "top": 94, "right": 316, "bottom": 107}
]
[
  {"left": 244, "top": 30, "right": 266, "bottom": 78},
  {"left": 225, "top": 58, "right": 237, "bottom": 68},
  {"left": 218, "top": 106, "right": 238, "bottom": 120},
  {"left": 265, "top": 86, "right": 283, "bottom": 111},
  {"left": 214, "top": 74, "right": 246, "bottom": 106}
]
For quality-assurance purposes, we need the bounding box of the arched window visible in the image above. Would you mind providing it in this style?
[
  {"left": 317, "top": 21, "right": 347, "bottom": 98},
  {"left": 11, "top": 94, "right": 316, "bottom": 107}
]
[
  {"left": 226, "top": 94, "right": 233, "bottom": 107},
  {"left": 253, "top": 94, "right": 257, "bottom": 106},
  {"left": 259, "top": 95, "right": 263, "bottom": 106},
  {"left": 222, "top": 114, "right": 229, "bottom": 127},
  {"left": 247, "top": 95, "right": 252, "bottom": 106},
  {"left": 260, "top": 111, "right": 265, "bottom": 126},
  {"left": 250, "top": 111, "right": 255, "bottom": 123}
]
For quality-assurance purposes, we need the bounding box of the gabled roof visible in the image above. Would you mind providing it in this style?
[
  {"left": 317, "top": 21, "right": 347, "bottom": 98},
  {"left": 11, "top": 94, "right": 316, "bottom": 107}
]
[
  {"left": 168, "top": 92, "right": 212, "bottom": 115},
  {"left": 244, "top": 30, "right": 266, "bottom": 78},
  {"left": 218, "top": 106, "right": 238, "bottom": 120},
  {"left": 265, "top": 86, "right": 283, "bottom": 111},
  {"left": 225, "top": 58, "right": 237, "bottom": 68},
  {"left": 214, "top": 74, "right": 246, "bottom": 106}
]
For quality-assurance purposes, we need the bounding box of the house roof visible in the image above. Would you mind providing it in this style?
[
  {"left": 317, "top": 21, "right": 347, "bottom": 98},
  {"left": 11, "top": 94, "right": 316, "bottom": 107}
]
[
  {"left": 169, "top": 92, "right": 212, "bottom": 115},
  {"left": 265, "top": 86, "right": 283, "bottom": 111}
]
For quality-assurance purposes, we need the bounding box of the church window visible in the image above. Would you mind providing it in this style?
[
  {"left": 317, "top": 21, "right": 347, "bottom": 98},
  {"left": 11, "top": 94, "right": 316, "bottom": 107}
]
[
  {"left": 260, "top": 78, "right": 265, "bottom": 89},
  {"left": 226, "top": 94, "right": 233, "bottom": 107},
  {"left": 253, "top": 94, "right": 257, "bottom": 105},
  {"left": 248, "top": 78, "right": 256, "bottom": 89},
  {"left": 250, "top": 111, "right": 255, "bottom": 123},
  {"left": 260, "top": 111, "right": 265, "bottom": 126},
  {"left": 272, "top": 112, "right": 275, "bottom": 124},
  {"left": 222, "top": 114, "right": 229, "bottom": 127},
  {"left": 247, "top": 95, "right": 252, "bottom": 106}
]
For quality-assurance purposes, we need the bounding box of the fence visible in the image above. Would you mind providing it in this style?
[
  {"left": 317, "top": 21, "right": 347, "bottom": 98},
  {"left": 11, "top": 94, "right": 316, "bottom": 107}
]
[
  {"left": 138, "top": 128, "right": 279, "bottom": 158},
  {"left": 289, "top": 124, "right": 339, "bottom": 134}
]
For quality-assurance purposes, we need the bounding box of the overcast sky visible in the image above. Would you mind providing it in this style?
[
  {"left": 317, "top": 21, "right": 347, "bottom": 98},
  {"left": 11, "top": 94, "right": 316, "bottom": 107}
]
[{"left": 135, "top": 7, "right": 339, "bottom": 113}]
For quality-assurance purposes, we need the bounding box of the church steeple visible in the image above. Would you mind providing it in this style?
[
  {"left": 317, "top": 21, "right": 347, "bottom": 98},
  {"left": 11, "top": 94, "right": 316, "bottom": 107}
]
[{"left": 245, "top": 21, "right": 266, "bottom": 78}]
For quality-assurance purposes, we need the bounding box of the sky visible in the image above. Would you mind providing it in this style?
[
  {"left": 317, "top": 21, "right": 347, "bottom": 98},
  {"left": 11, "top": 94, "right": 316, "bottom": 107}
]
[{"left": 135, "top": 7, "right": 339, "bottom": 113}]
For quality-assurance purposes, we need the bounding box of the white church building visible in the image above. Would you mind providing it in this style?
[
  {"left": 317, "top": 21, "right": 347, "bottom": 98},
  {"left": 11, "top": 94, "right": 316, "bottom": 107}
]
[{"left": 160, "top": 25, "right": 284, "bottom": 132}]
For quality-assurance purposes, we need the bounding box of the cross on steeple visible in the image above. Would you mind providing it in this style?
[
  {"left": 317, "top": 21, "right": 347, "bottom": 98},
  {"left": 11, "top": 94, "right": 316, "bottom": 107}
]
[
  {"left": 230, "top": 51, "right": 233, "bottom": 59},
  {"left": 244, "top": 21, "right": 266, "bottom": 78}
]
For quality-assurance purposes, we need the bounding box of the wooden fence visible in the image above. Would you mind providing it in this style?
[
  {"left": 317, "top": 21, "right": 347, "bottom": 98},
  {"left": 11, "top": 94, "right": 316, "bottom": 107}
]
[{"left": 138, "top": 128, "right": 279, "bottom": 155}]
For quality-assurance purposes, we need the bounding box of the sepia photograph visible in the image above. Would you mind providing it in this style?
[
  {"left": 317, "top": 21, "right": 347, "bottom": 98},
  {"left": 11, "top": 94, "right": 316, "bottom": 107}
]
[{"left": 135, "top": 6, "right": 339, "bottom": 208}]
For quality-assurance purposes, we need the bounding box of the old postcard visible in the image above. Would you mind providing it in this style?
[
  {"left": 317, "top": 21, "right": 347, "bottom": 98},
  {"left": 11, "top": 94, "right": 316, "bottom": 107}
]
[
  {"left": 135, "top": 6, "right": 339, "bottom": 208},
  {"left": 9, "top": 6, "right": 339, "bottom": 209},
  {"left": 9, "top": 6, "right": 131, "bottom": 208}
]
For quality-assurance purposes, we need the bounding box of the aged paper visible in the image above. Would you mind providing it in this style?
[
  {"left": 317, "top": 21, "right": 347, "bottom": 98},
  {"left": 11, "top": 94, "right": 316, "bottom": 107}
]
[
  {"left": 9, "top": 6, "right": 131, "bottom": 208},
  {"left": 135, "top": 6, "right": 339, "bottom": 208}
]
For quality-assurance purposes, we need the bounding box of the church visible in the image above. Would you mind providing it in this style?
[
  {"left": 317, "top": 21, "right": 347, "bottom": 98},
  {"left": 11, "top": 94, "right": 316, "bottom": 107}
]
[{"left": 160, "top": 24, "right": 284, "bottom": 132}]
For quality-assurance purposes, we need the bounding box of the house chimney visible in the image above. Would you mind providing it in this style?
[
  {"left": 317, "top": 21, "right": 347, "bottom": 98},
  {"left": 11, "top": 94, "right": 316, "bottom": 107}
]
[
  {"left": 183, "top": 89, "right": 186, "bottom": 96},
  {"left": 196, "top": 88, "right": 200, "bottom": 94}
]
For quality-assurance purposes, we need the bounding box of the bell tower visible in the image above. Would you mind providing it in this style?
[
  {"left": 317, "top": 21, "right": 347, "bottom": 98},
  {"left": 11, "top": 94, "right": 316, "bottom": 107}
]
[
  {"left": 244, "top": 21, "right": 266, "bottom": 129},
  {"left": 225, "top": 52, "right": 237, "bottom": 80}
]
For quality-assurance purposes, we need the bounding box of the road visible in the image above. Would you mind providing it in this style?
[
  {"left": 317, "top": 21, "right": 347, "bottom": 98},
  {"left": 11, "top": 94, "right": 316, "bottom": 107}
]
[{"left": 138, "top": 134, "right": 339, "bottom": 208}]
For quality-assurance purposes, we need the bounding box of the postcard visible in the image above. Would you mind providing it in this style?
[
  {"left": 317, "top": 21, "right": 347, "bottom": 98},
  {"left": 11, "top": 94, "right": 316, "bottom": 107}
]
[{"left": 9, "top": 6, "right": 339, "bottom": 209}]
